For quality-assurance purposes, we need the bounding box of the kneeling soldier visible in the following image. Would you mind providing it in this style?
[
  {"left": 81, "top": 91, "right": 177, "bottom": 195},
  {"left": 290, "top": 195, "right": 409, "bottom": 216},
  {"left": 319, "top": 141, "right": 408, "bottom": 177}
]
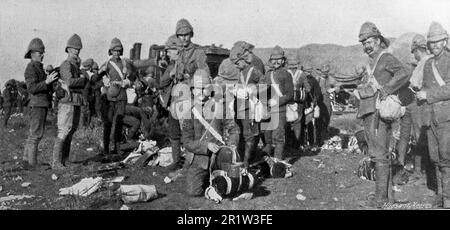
[{"left": 181, "top": 69, "right": 240, "bottom": 196}]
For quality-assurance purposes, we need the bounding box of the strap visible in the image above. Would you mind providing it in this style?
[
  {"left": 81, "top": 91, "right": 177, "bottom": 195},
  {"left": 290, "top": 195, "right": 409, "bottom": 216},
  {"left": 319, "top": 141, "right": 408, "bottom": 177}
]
[
  {"left": 288, "top": 69, "right": 302, "bottom": 85},
  {"left": 271, "top": 72, "right": 283, "bottom": 97},
  {"left": 192, "top": 104, "right": 225, "bottom": 145},
  {"left": 240, "top": 67, "right": 254, "bottom": 86},
  {"left": 109, "top": 60, "right": 125, "bottom": 80},
  {"left": 431, "top": 60, "right": 446, "bottom": 86},
  {"left": 365, "top": 50, "right": 388, "bottom": 89}
]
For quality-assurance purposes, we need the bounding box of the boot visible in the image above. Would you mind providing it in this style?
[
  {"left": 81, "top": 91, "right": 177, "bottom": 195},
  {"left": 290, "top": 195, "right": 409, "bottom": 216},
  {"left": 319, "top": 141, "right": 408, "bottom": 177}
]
[
  {"left": 442, "top": 167, "right": 450, "bottom": 209},
  {"left": 27, "top": 141, "right": 39, "bottom": 166},
  {"left": 166, "top": 139, "right": 182, "bottom": 172},
  {"left": 51, "top": 138, "right": 66, "bottom": 170},
  {"left": 274, "top": 143, "right": 285, "bottom": 160},
  {"left": 243, "top": 140, "right": 256, "bottom": 167},
  {"left": 433, "top": 164, "right": 443, "bottom": 208},
  {"left": 360, "top": 161, "right": 390, "bottom": 209},
  {"left": 376, "top": 161, "right": 391, "bottom": 207}
]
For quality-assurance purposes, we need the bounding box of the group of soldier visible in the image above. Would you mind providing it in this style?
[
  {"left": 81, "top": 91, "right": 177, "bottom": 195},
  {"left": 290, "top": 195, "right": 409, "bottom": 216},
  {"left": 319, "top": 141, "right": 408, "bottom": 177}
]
[
  {"left": 14, "top": 18, "right": 337, "bottom": 198},
  {"left": 11, "top": 17, "right": 450, "bottom": 208},
  {"left": 355, "top": 21, "right": 450, "bottom": 209}
]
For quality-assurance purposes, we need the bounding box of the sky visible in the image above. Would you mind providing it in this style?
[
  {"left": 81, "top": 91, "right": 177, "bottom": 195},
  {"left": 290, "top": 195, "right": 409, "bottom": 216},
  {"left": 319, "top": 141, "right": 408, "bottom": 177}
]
[{"left": 1, "top": 0, "right": 450, "bottom": 86}]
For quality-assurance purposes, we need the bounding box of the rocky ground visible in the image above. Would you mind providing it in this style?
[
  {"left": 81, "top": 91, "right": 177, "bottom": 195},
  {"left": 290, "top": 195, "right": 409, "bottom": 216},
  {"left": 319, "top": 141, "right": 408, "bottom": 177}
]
[{"left": 0, "top": 112, "right": 438, "bottom": 210}]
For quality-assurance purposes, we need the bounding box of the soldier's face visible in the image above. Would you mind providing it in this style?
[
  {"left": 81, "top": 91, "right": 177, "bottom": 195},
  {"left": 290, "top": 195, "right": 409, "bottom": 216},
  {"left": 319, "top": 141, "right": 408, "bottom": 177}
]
[
  {"left": 362, "top": 37, "right": 381, "bottom": 56},
  {"left": 31, "top": 51, "right": 44, "bottom": 62},
  {"left": 270, "top": 58, "right": 285, "bottom": 69},
  {"left": 177, "top": 33, "right": 192, "bottom": 47},
  {"left": 111, "top": 50, "right": 121, "bottom": 58},
  {"left": 166, "top": 49, "right": 179, "bottom": 61},
  {"left": 67, "top": 48, "right": 80, "bottom": 57},
  {"left": 428, "top": 39, "right": 447, "bottom": 56}
]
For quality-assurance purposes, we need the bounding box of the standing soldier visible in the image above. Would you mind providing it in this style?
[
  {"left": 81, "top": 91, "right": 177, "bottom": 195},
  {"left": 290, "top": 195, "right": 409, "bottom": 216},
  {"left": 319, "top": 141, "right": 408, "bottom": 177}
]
[
  {"left": 303, "top": 63, "right": 322, "bottom": 149},
  {"left": 317, "top": 64, "right": 338, "bottom": 142},
  {"left": 416, "top": 22, "right": 450, "bottom": 208},
  {"left": 98, "top": 37, "right": 155, "bottom": 156},
  {"left": 229, "top": 43, "right": 264, "bottom": 167},
  {"left": 355, "top": 22, "right": 409, "bottom": 208},
  {"left": 90, "top": 61, "right": 103, "bottom": 119},
  {"left": 158, "top": 35, "right": 185, "bottom": 172},
  {"left": 51, "top": 34, "right": 87, "bottom": 170},
  {"left": 396, "top": 34, "right": 432, "bottom": 173},
  {"left": 80, "top": 58, "right": 94, "bottom": 127},
  {"left": 287, "top": 56, "right": 311, "bottom": 150},
  {"left": 23, "top": 38, "right": 58, "bottom": 167},
  {"left": 261, "top": 46, "right": 294, "bottom": 160},
  {"left": 174, "top": 18, "right": 210, "bottom": 83},
  {"left": 181, "top": 69, "right": 239, "bottom": 196}
]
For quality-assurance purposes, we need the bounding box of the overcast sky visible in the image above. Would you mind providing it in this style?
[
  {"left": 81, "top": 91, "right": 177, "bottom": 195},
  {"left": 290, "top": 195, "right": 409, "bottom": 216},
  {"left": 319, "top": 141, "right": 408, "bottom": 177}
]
[{"left": 1, "top": 0, "right": 450, "bottom": 85}]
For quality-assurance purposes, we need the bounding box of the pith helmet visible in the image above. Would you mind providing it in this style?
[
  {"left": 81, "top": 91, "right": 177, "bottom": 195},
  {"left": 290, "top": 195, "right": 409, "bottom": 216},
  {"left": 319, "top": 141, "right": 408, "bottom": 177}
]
[
  {"left": 229, "top": 45, "right": 247, "bottom": 64},
  {"left": 24, "top": 38, "right": 45, "bottom": 59},
  {"left": 318, "top": 64, "right": 331, "bottom": 74},
  {"left": 108, "top": 37, "right": 123, "bottom": 56},
  {"left": 427, "top": 21, "right": 449, "bottom": 42},
  {"left": 165, "top": 34, "right": 181, "bottom": 50},
  {"left": 65, "top": 34, "right": 83, "bottom": 53},
  {"left": 269, "top": 45, "right": 285, "bottom": 60},
  {"left": 358, "top": 22, "right": 390, "bottom": 47},
  {"left": 176, "top": 18, "right": 194, "bottom": 35},
  {"left": 287, "top": 56, "right": 300, "bottom": 67},
  {"left": 82, "top": 58, "right": 94, "bottom": 68},
  {"left": 411, "top": 34, "right": 427, "bottom": 53}
]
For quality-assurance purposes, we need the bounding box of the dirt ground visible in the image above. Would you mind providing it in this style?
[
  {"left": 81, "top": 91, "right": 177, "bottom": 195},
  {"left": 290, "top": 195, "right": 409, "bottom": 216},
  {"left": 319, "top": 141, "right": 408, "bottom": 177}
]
[{"left": 0, "top": 112, "right": 437, "bottom": 210}]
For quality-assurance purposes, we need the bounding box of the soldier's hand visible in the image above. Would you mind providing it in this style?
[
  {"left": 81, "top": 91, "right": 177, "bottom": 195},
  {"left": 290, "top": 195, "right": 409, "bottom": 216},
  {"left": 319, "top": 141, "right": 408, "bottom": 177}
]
[
  {"left": 45, "top": 72, "right": 58, "bottom": 85},
  {"left": 207, "top": 142, "right": 220, "bottom": 154}
]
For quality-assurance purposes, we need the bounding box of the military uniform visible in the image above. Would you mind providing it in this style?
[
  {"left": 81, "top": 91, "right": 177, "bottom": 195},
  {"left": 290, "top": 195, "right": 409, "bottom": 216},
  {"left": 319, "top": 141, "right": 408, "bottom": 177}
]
[
  {"left": 99, "top": 38, "right": 155, "bottom": 155},
  {"left": 357, "top": 22, "right": 409, "bottom": 208},
  {"left": 260, "top": 46, "right": 294, "bottom": 160},
  {"left": 421, "top": 22, "right": 450, "bottom": 208},
  {"left": 52, "top": 34, "right": 87, "bottom": 169},
  {"left": 23, "top": 38, "right": 53, "bottom": 166},
  {"left": 182, "top": 97, "right": 239, "bottom": 196},
  {"left": 286, "top": 57, "right": 312, "bottom": 149},
  {"left": 317, "top": 65, "right": 338, "bottom": 141}
]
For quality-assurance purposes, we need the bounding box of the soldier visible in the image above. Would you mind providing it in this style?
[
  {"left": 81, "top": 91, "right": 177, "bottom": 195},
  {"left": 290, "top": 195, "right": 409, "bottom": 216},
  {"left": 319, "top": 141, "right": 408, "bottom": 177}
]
[
  {"left": 2, "top": 79, "right": 18, "bottom": 128},
  {"left": 317, "top": 64, "right": 338, "bottom": 142},
  {"left": 174, "top": 18, "right": 210, "bottom": 83},
  {"left": 80, "top": 58, "right": 95, "bottom": 127},
  {"left": 232, "top": 41, "right": 266, "bottom": 75},
  {"left": 23, "top": 38, "right": 58, "bottom": 167},
  {"left": 416, "top": 22, "right": 450, "bottom": 208},
  {"left": 286, "top": 56, "right": 311, "bottom": 150},
  {"left": 158, "top": 35, "right": 185, "bottom": 172},
  {"left": 261, "top": 46, "right": 294, "bottom": 160},
  {"left": 229, "top": 43, "right": 264, "bottom": 167},
  {"left": 181, "top": 69, "right": 239, "bottom": 196},
  {"left": 396, "top": 34, "right": 432, "bottom": 174},
  {"left": 303, "top": 63, "right": 322, "bottom": 149},
  {"left": 90, "top": 61, "right": 103, "bottom": 119},
  {"left": 355, "top": 22, "right": 409, "bottom": 208},
  {"left": 97, "top": 37, "right": 155, "bottom": 156},
  {"left": 51, "top": 34, "right": 87, "bottom": 169}
]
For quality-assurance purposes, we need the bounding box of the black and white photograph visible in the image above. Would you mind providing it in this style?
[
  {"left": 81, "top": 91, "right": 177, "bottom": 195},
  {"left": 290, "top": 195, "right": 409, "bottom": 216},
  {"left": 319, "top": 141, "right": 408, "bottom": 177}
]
[{"left": 1, "top": 0, "right": 450, "bottom": 213}]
